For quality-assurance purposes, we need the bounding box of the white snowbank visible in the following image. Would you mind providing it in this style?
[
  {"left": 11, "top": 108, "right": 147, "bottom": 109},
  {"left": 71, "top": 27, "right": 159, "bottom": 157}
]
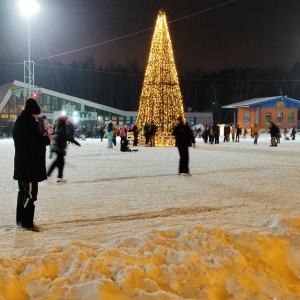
[{"left": 0, "top": 134, "right": 300, "bottom": 299}]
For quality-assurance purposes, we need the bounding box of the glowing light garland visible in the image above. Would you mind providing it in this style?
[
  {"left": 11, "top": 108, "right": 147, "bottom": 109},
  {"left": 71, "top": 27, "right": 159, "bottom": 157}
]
[{"left": 136, "top": 10, "right": 185, "bottom": 135}]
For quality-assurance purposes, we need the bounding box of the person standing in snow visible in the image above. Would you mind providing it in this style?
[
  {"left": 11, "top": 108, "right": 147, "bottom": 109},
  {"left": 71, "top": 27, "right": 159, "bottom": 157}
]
[
  {"left": 47, "top": 116, "right": 80, "bottom": 183},
  {"left": 106, "top": 121, "right": 114, "bottom": 148},
  {"left": 132, "top": 124, "right": 139, "bottom": 146},
  {"left": 269, "top": 122, "right": 278, "bottom": 147},
  {"left": 251, "top": 123, "right": 259, "bottom": 144},
  {"left": 213, "top": 122, "right": 220, "bottom": 144},
  {"left": 208, "top": 123, "right": 214, "bottom": 144},
  {"left": 291, "top": 126, "right": 296, "bottom": 140},
  {"left": 99, "top": 126, "right": 105, "bottom": 141},
  {"left": 66, "top": 120, "right": 75, "bottom": 144},
  {"left": 37, "top": 115, "right": 47, "bottom": 136},
  {"left": 112, "top": 125, "right": 119, "bottom": 146},
  {"left": 144, "top": 122, "right": 150, "bottom": 146},
  {"left": 231, "top": 125, "right": 236, "bottom": 142},
  {"left": 149, "top": 121, "right": 158, "bottom": 147},
  {"left": 13, "top": 98, "right": 52, "bottom": 231},
  {"left": 172, "top": 116, "right": 195, "bottom": 175}
]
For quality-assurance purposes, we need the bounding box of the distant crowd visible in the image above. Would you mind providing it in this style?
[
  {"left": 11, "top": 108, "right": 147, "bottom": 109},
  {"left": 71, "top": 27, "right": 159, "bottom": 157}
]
[{"left": 193, "top": 122, "right": 297, "bottom": 146}]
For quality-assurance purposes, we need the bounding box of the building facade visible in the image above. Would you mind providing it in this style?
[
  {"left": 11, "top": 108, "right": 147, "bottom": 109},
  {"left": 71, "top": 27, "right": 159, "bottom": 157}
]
[{"left": 222, "top": 96, "right": 300, "bottom": 131}]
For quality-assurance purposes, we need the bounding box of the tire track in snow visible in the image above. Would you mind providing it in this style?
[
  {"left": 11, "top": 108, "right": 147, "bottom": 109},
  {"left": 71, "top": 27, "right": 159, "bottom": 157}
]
[{"left": 39, "top": 205, "right": 248, "bottom": 228}]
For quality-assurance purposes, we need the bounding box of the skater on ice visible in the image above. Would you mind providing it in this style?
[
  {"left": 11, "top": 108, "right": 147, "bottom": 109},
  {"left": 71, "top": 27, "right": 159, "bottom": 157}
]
[{"left": 47, "top": 116, "right": 81, "bottom": 183}]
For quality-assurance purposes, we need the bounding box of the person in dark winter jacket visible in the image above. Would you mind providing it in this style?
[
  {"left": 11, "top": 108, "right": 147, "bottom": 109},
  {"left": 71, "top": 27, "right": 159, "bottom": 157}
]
[
  {"left": 149, "top": 121, "right": 158, "bottom": 147},
  {"left": 66, "top": 120, "right": 75, "bottom": 143},
  {"left": 202, "top": 125, "right": 208, "bottom": 143},
  {"left": 269, "top": 122, "right": 278, "bottom": 147},
  {"left": 144, "top": 122, "right": 150, "bottom": 146},
  {"left": 37, "top": 115, "right": 47, "bottom": 136},
  {"left": 47, "top": 116, "right": 81, "bottom": 182},
  {"left": 13, "top": 98, "right": 52, "bottom": 231},
  {"left": 132, "top": 124, "right": 139, "bottom": 146},
  {"left": 172, "top": 116, "right": 196, "bottom": 175},
  {"left": 120, "top": 138, "right": 138, "bottom": 152},
  {"left": 291, "top": 126, "right": 296, "bottom": 140}
]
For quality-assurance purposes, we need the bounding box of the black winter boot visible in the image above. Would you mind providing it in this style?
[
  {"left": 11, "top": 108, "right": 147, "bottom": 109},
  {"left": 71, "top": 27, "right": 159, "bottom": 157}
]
[
  {"left": 21, "top": 200, "right": 35, "bottom": 230},
  {"left": 16, "top": 204, "right": 23, "bottom": 226}
]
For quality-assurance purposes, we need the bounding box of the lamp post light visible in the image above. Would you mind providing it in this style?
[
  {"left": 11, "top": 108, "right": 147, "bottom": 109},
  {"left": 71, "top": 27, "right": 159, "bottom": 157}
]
[{"left": 18, "top": 0, "right": 39, "bottom": 102}]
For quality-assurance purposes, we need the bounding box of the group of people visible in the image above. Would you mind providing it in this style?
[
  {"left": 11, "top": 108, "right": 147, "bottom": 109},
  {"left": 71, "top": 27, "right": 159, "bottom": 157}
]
[
  {"left": 199, "top": 123, "right": 248, "bottom": 144},
  {"left": 143, "top": 121, "right": 158, "bottom": 147},
  {"left": 104, "top": 121, "right": 139, "bottom": 150},
  {"left": 12, "top": 102, "right": 196, "bottom": 231},
  {"left": 197, "top": 122, "right": 297, "bottom": 147},
  {"left": 12, "top": 100, "right": 297, "bottom": 231}
]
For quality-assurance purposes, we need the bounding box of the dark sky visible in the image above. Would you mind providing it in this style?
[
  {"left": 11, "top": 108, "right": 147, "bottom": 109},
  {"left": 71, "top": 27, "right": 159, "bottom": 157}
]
[{"left": 1, "top": 0, "right": 300, "bottom": 72}]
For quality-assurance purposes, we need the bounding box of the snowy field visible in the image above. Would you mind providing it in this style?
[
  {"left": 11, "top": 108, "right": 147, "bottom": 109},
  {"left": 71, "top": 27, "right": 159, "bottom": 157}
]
[{"left": 0, "top": 134, "right": 300, "bottom": 300}]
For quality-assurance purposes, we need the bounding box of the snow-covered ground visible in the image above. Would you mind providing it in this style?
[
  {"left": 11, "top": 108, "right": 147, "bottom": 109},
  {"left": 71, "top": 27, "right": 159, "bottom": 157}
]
[{"left": 1, "top": 134, "right": 300, "bottom": 300}]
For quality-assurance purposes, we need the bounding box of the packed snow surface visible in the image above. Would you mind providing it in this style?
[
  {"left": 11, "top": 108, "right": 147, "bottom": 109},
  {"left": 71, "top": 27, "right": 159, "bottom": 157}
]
[{"left": 1, "top": 134, "right": 300, "bottom": 300}]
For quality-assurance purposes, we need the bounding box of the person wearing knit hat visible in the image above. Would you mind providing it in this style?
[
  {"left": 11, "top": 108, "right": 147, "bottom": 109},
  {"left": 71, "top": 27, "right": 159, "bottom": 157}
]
[
  {"left": 24, "top": 98, "right": 41, "bottom": 115},
  {"left": 172, "top": 116, "right": 195, "bottom": 175},
  {"left": 12, "top": 98, "right": 52, "bottom": 231}
]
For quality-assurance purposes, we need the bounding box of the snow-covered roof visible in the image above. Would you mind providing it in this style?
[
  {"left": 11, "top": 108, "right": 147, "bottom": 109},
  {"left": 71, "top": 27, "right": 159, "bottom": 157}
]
[{"left": 222, "top": 96, "right": 300, "bottom": 108}]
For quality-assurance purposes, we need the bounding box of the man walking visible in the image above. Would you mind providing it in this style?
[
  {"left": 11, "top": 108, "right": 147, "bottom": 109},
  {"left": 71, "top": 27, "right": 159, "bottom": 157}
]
[
  {"left": 172, "top": 116, "right": 195, "bottom": 175},
  {"left": 13, "top": 98, "right": 52, "bottom": 231}
]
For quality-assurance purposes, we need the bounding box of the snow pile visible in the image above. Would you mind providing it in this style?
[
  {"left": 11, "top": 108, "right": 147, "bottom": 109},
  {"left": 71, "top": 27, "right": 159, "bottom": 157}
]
[
  {"left": 1, "top": 220, "right": 300, "bottom": 299},
  {"left": 1, "top": 135, "right": 300, "bottom": 299}
]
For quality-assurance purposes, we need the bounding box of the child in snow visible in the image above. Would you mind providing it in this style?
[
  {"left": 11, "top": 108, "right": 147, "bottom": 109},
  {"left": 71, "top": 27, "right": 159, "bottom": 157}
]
[{"left": 47, "top": 116, "right": 81, "bottom": 183}]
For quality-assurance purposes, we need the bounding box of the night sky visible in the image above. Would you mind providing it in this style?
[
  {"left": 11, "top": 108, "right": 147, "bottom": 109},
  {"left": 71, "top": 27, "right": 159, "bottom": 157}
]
[{"left": 0, "top": 0, "right": 300, "bottom": 72}]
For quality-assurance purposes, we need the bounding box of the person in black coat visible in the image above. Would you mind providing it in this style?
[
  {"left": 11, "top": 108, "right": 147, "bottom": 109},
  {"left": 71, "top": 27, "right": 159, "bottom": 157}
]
[
  {"left": 132, "top": 124, "right": 139, "bottom": 146},
  {"left": 13, "top": 98, "right": 52, "bottom": 230},
  {"left": 144, "top": 122, "right": 150, "bottom": 146},
  {"left": 47, "top": 116, "right": 80, "bottom": 183},
  {"left": 172, "top": 116, "right": 196, "bottom": 175},
  {"left": 269, "top": 122, "right": 278, "bottom": 147},
  {"left": 66, "top": 120, "right": 75, "bottom": 144},
  {"left": 291, "top": 126, "right": 296, "bottom": 140},
  {"left": 149, "top": 121, "right": 158, "bottom": 147}
]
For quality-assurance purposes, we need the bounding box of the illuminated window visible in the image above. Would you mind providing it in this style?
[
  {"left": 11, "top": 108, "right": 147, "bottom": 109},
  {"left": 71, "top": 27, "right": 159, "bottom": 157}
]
[
  {"left": 244, "top": 112, "right": 250, "bottom": 124},
  {"left": 265, "top": 113, "right": 271, "bottom": 124},
  {"left": 288, "top": 113, "right": 294, "bottom": 124},
  {"left": 277, "top": 112, "right": 283, "bottom": 124}
]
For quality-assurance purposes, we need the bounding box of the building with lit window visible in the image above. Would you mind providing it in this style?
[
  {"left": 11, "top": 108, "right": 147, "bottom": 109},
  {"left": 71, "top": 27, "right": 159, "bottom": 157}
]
[
  {"left": 222, "top": 96, "right": 300, "bottom": 130},
  {"left": 0, "top": 80, "right": 212, "bottom": 136}
]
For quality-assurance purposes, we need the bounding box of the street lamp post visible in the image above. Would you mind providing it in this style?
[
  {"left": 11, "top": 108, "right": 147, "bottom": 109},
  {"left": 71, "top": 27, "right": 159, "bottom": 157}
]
[{"left": 18, "top": 0, "right": 39, "bottom": 101}]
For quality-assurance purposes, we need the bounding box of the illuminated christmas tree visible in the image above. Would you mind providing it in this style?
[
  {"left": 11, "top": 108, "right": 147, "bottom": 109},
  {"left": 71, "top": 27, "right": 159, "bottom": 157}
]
[{"left": 136, "top": 10, "right": 185, "bottom": 136}]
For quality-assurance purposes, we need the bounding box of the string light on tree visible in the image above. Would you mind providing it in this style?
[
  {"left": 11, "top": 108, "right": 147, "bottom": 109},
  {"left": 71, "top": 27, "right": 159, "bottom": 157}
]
[{"left": 136, "top": 10, "right": 185, "bottom": 137}]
